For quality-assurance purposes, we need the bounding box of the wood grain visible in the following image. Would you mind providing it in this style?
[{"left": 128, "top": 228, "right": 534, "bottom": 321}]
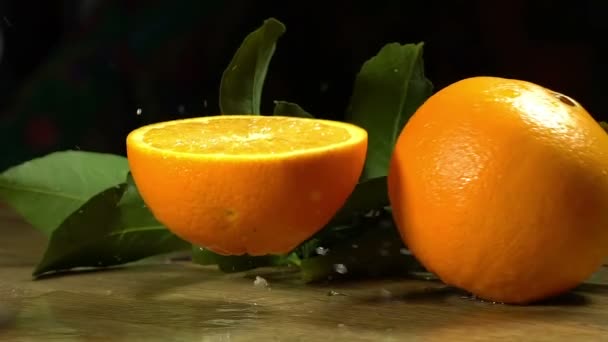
[{"left": 1, "top": 206, "right": 607, "bottom": 341}]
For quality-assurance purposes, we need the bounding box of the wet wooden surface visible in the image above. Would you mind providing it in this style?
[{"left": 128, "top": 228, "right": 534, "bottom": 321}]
[{"left": 1, "top": 205, "right": 608, "bottom": 341}]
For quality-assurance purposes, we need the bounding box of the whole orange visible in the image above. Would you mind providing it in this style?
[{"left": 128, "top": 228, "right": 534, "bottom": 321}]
[
  {"left": 127, "top": 115, "right": 367, "bottom": 256},
  {"left": 388, "top": 76, "right": 608, "bottom": 304}
]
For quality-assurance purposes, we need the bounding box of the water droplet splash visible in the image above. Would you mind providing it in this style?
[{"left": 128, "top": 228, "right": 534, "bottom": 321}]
[
  {"left": 379, "top": 288, "right": 392, "bottom": 298},
  {"left": 333, "top": 264, "right": 348, "bottom": 274},
  {"left": 315, "top": 246, "right": 329, "bottom": 256},
  {"left": 327, "top": 290, "right": 347, "bottom": 296},
  {"left": 253, "top": 276, "right": 270, "bottom": 289},
  {"left": 461, "top": 294, "right": 502, "bottom": 305}
]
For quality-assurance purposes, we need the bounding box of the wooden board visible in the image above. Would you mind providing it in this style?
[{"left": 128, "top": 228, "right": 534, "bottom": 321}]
[{"left": 1, "top": 206, "right": 607, "bottom": 341}]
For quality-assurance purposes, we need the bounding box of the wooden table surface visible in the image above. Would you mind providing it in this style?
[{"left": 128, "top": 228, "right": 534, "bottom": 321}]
[{"left": 1, "top": 206, "right": 607, "bottom": 341}]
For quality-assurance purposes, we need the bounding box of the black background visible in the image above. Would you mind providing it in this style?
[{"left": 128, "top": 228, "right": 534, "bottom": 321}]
[{"left": 0, "top": 0, "right": 606, "bottom": 169}]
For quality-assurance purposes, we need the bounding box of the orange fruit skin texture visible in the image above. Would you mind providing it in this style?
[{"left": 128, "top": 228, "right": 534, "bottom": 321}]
[
  {"left": 127, "top": 118, "right": 367, "bottom": 257},
  {"left": 388, "top": 76, "right": 608, "bottom": 304}
]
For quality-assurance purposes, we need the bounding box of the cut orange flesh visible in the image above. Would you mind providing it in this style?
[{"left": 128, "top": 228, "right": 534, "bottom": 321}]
[{"left": 126, "top": 115, "right": 367, "bottom": 256}]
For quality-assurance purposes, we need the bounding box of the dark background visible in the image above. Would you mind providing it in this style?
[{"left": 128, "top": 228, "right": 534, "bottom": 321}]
[{"left": 0, "top": 0, "right": 606, "bottom": 170}]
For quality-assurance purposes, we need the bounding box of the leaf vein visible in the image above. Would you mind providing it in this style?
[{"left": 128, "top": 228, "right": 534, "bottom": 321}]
[
  {"left": 0, "top": 183, "right": 87, "bottom": 201},
  {"left": 108, "top": 225, "right": 167, "bottom": 237}
]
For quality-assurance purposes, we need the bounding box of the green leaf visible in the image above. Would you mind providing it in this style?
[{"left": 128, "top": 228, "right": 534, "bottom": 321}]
[
  {"left": 191, "top": 246, "right": 290, "bottom": 273},
  {"left": 291, "top": 176, "right": 389, "bottom": 260},
  {"left": 600, "top": 121, "right": 608, "bottom": 134},
  {"left": 33, "top": 175, "right": 189, "bottom": 277},
  {"left": 273, "top": 100, "right": 314, "bottom": 118},
  {"left": 330, "top": 176, "right": 388, "bottom": 225},
  {"left": 219, "top": 18, "right": 286, "bottom": 115},
  {"left": 299, "top": 215, "right": 423, "bottom": 283},
  {"left": 347, "top": 42, "right": 433, "bottom": 180},
  {"left": 0, "top": 150, "right": 130, "bottom": 235}
]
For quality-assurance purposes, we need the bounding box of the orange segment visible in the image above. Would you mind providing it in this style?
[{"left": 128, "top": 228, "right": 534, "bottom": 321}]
[{"left": 126, "top": 115, "right": 367, "bottom": 256}]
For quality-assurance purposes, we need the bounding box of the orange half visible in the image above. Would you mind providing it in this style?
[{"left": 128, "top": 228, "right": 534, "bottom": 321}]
[{"left": 126, "top": 115, "right": 367, "bottom": 256}]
